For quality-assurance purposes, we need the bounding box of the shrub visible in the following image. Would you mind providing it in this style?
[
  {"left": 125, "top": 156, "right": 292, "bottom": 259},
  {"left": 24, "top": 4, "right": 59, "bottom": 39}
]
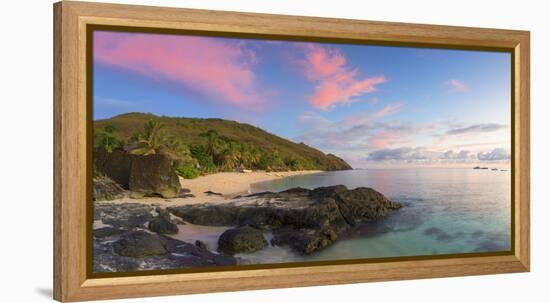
[
  {"left": 93, "top": 125, "right": 125, "bottom": 153},
  {"left": 175, "top": 165, "right": 200, "bottom": 179}
]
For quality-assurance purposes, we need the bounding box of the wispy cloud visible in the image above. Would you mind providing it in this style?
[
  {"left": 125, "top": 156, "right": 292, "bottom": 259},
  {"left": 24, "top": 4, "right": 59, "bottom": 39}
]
[
  {"left": 343, "top": 103, "right": 403, "bottom": 126},
  {"left": 298, "top": 44, "right": 386, "bottom": 110},
  {"left": 95, "top": 97, "right": 135, "bottom": 108},
  {"left": 446, "top": 79, "right": 468, "bottom": 92},
  {"left": 94, "top": 31, "right": 268, "bottom": 111},
  {"left": 446, "top": 123, "right": 508, "bottom": 135},
  {"left": 294, "top": 107, "right": 421, "bottom": 155}
]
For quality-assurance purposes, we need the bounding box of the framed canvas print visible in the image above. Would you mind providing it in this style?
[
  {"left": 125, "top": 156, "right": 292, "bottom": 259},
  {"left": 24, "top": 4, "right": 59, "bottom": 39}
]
[{"left": 53, "top": 1, "right": 530, "bottom": 302}]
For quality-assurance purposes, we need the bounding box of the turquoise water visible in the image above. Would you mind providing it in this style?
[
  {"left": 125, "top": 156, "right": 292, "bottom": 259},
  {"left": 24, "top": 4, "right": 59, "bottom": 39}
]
[{"left": 237, "top": 167, "right": 511, "bottom": 264}]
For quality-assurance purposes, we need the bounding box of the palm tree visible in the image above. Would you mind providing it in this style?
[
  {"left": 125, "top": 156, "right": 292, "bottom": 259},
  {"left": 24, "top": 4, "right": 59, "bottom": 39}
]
[
  {"left": 220, "top": 142, "right": 241, "bottom": 170},
  {"left": 201, "top": 130, "right": 221, "bottom": 157},
  {"left": 130, "top": 119, "right": 165, "bottom": 155}
]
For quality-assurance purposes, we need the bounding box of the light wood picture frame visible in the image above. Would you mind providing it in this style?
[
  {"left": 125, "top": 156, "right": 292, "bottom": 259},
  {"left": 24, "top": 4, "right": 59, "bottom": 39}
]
[{"left": 53, "top": 1, "right": 530, "bottom": 302}]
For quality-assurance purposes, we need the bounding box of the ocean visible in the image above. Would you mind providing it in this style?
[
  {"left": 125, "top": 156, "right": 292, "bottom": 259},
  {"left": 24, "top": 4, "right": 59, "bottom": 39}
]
[{"left": 172, "top": 167, "right": 511, "bottom": 265}]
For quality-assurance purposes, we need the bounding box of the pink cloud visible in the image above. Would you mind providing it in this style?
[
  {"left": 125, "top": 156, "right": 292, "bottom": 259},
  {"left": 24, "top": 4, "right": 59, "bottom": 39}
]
[
  {"left": 446, "top": 79, "right": 468, "bottom": 92},
  {"left": 94, "top": 31, "right": 266, "bottom": 110},
  {"left": 371, "top": 103, "right": 403, "bottom": 119},
  {"left": 369, "top": 131, "right": 403, "bottom": 149},
  {"left": 299, "top": 44, "right": 387, "bottom": 110}
]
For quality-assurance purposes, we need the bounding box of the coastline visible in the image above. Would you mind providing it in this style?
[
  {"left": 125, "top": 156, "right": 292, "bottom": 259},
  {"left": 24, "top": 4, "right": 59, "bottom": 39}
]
[{"left": 97, "top": 170, "right": 323, "bottom": 207}]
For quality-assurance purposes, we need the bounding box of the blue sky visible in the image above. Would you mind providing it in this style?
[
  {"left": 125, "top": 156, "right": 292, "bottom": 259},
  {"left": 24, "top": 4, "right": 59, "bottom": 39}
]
[{"left": 93, "top": 31, "right": 511, "bottom": 168}]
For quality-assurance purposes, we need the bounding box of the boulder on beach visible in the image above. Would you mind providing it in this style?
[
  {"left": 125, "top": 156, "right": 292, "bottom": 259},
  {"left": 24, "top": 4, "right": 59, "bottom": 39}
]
[
  {"left": 167, "top": 185, "right": 401, "bottom": 255},
  {"left": 217, "top": 226, "right": 268, "bottom": 255},
  {"left": 94, "top": 148, "right": 134, "bottom": 189},
  {"left": 148, "top": 212, "right": 179, "bottom": 235},
  {"left": 93, "top": 175, "right": 126, "bottom": 201},
  {"left": 129, "top": 153, "right": 181, "bottom": 199}
]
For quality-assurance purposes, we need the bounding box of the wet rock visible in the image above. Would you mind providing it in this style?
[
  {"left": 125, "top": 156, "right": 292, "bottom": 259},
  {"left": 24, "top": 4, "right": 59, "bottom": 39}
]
[
  {"left": 93, "top": 240, "right": 140, "bottom": 273},
  {"left": 93, "top": 228, "right": 237, "bottom": 272},
  {"left": 93, "top": 226, "right": 125, "bottom": 239},
  {"left": 113, "top": 230, "right": 168, "bottom": 257},
  {"left": 168, "top": 185, "right": 401, "bottom": 254},
  {"left": 217, "top": 226, "right": 268, "bottom": 255},
  {"left": 92, "top": 202, "right": 238, "bottom": 272},
  {"left": 94, "top": 203, "right": 154, "bottom": 229},
  {"left": 162, "top": 236, "right": 236, "bottom": 267},
  {"left": 195, "top": 240, "right": 208, "bottom": 250},
  {"left": 148, "top": 213, "right": 179, "bottom": 235},
  {"left": 271, "top": 227, "right": 338, "bottom": 255}
]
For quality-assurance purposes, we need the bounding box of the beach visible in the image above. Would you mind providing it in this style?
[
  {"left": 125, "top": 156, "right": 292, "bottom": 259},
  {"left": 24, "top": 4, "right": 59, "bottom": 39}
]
[{"left": 99, "top": 170, "right": 322, "bottom": 207}]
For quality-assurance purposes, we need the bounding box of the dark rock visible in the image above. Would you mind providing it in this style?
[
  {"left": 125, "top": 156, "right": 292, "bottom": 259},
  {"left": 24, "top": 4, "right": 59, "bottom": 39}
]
[
  {"left": 168, "top": 185, "right": 401, "bottom": 254},
  {"left": 310, "top": 185, "right": 401, "bottom": 226},
  {"left": 93, "top": 176, "right": 126, "bottom": 201},
  {"left": 94, "top": 231, "right": 237, "bottom": 272},
  {"left": 94, "top": 148, "right": 134, "bottom": 189},
  {"left": 95, "top": 203, "right": 154, "bottom": 229},
  {"left": 113, "top": 230, "right": 168, "bottom": 257},
  {"left": 162, "top": 236, "right": 237, "bottom": 267},
  {"left": 204, "top": 190, "right": 223, "bottom": 196},
  {"left": 93, "top": 240, "right": 140, "bottom": 272},
  {"left": 155, "top": 207, "right": 185, "bottom": 225},
  {"left": 92, "top": 203, "right": 238, "bottom": 272},
  {"left": 178, "top": 193, "right": 195, "bottom": 199},
  {"left": 129, "top": 154, "right": 181, "bottom": 199},
  {"left": 195, "top": 240, "right": 208, "bottom": 250},
  {"left": 217, "top": 226, "right": 268, "bottom": 255},
  {"left": 93, "top": 226, "right": 125, "bottom": 238},
  {"left": 271, "top": 228, "right": 338, "bottom": 255},
  {"left": 148, "top": 213, "right": 179, "bottom": 235},
  {"left": 178, "top": 188, "right": 195, "bottom": 198},
  {"left": 168, "top": 205, "right": 239, "bottom": 226},
  {"left": 179, "top": 188, "right": 191, "bottom": 194}
]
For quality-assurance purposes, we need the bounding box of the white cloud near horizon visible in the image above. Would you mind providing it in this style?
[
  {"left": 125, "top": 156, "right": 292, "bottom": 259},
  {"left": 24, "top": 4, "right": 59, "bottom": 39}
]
[
  {"left": 445, "top": 123, "right": 508, "bottom": 135},
  {"left": 366, "top": 147, "right": 509, "bottom": 164},
  {"left": 293, "top": 106, "right": 510, "bottom": 168}
]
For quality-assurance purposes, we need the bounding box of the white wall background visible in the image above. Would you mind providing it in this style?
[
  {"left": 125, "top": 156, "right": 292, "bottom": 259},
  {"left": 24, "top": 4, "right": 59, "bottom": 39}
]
[{"left": 0, "top": 0, "right": 547, "bottom": 302}]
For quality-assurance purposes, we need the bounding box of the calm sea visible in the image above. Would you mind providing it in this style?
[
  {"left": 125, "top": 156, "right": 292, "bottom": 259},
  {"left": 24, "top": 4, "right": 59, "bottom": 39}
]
[{"left": 173, "top": 168, "right": 511, "bottom": 265}]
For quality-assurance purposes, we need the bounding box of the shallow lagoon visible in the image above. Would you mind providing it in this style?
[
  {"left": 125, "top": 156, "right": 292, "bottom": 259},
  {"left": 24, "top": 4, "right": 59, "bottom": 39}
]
[{"left": 173, "top": 167, "right": 511, "bottom": 264}]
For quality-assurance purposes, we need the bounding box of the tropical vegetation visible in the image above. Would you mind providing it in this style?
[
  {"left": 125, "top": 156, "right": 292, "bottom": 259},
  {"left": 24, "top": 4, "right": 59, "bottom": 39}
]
[{"left": 93, "top": 113, "right": 351, "bottom": 178}]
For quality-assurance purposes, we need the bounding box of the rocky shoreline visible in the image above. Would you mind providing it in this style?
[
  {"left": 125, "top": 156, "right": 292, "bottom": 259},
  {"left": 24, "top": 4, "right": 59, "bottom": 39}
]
[
  {"left": 93, "top": 203, "right": 236, "bottom": 272},
  {"left": 93, "top": 185, "right": 402, "bottom": 272}
]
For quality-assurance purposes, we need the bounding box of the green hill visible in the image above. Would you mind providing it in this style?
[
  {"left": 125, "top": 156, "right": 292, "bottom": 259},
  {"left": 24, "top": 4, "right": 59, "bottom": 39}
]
[{"left": 93, "top": 112, "right": 352, "bottom": 173}]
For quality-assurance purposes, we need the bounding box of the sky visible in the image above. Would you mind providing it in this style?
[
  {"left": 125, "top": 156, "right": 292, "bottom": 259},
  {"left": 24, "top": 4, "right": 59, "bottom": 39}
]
[{"left": 93, "top": 30, "right": 511, "bottom": 168}]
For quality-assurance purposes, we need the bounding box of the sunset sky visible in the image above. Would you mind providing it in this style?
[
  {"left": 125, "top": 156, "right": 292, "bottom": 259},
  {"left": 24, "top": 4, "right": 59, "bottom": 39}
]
[{"left": 93, "top": 31, "right": 511, "bottom": 168}]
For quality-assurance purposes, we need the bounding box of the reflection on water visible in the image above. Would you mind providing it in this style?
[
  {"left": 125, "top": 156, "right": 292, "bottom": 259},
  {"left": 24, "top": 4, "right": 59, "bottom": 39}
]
[{"left": 171, "top": 168, "right": 511, "bottom": 264}]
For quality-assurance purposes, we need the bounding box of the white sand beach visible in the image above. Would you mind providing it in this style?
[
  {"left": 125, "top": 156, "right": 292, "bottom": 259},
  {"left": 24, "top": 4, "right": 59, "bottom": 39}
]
[{"left": 101, "top": 170, "right": 322, "bottom": 207}]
